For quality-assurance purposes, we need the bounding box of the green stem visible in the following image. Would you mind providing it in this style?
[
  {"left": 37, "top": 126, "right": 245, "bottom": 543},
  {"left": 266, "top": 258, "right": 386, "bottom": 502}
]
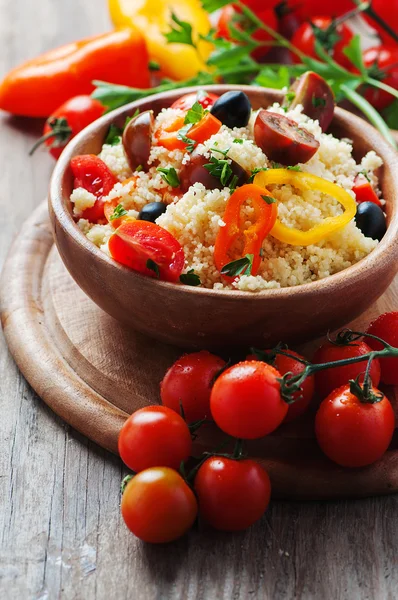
[
  {"left": 366, "top": 77, "right": 398, "bottom": 102},
  {"left": 340, "top": 84, "right": 397, "bottom": 149}
]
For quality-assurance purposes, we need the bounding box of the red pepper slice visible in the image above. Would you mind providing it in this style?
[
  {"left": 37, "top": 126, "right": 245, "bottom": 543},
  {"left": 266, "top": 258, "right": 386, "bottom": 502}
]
[
  {"left": 214, "top": 184, "right": 278, "bottom": 278},
  {"left": 353, "top": 175, "right": 382, "bottom": 207},
  {"left": 70, "top": 154, "right": 118, "bottom": 223},
  {"left": 108, "top": 220, "right": 185, "bottom": 283}
]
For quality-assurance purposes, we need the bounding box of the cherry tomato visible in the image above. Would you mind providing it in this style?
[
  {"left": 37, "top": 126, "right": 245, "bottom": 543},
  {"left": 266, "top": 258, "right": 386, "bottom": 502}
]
[
  {"left": 247, "top": 350, "right": 314, "bottom": 422},
  {"left": 210, "top": 361, "right": 287, "bottom": 439},
  {"left": 108, "top": 220, "right": 185, "bottom": 282},
  {"left": 363, "top": 46, "right": 398, "bottom": 111},
  {"left": 194, "top": 457, "right": 271, "bottom": 531},
  {"left": 366, "top": 312, "right": 398, "bottom": 385},
  {"left": 315, "top": 384, "right": 395, "bottom": 467},
  {"left": 364, "top": 0, "right": 398, "bottom": 43},
  {"left": 216, "top": 5, "right": 278, "bottom": 60},
  {"left": 70, "top": 154, "right": 117, "bottom": 223},
  {"left": 287, "top": 0, "right": 354, "bottom": 20},
  {"left": 39, "top": 96, "right": 105, "bottom": 160},
  {"left": 121, "top": 467, "right": 197, "bottom": 543},
  {"left": 160, "top": 351, "right": 226, "bottom": 423},
  {"left": 291, "top": 16, "right": 354, "bottom": 69},
  {"left": 170, "top": 91, "right": 219, "bottom": 111},
  {"left": 118, "top": 406, "right": 192, "bottom": 473},
  {"left": 312, "top": 340, "right": 381, "bottom": 400},
  {"left": 353, "top": 174, "right": 382, "bottom": 207}
]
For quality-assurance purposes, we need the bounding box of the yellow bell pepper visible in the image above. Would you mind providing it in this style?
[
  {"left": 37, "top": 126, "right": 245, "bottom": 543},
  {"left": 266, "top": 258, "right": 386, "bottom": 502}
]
[
  {"left": 254, "top": 169, "right": 357, "bottom": 246},
  {"left": 108, "top": 0, "right": 212, "bottom": 81}
]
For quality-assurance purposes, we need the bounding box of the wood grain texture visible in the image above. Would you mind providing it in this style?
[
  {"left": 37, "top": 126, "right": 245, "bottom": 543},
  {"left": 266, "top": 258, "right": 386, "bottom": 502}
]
[
  {"left": 2, "top": 200, "right": 398, "bottom": 501},
  {"left": 0, "top": 1, "right": 398, "bottom": 599}
]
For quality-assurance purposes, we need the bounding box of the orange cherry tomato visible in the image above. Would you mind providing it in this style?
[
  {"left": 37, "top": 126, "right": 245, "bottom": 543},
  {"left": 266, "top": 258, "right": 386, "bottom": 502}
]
[
  {"left": 108, "top": 220, "right": 185, "bottom": 282},
  {"left": 121, "top": 467, "right": 198, "bottom": 543}
]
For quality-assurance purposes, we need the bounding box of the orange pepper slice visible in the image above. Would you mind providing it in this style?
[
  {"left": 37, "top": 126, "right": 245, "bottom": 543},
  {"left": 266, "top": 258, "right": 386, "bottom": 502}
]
[
  {"left": 155, "top": 113, "right": 222, "bottom": 151},
  {"left": 104, "top": 176, "right": 137, "bottom": 228},
  {"left": 214, "top": 184, "right": 278, "bottom": 278}
]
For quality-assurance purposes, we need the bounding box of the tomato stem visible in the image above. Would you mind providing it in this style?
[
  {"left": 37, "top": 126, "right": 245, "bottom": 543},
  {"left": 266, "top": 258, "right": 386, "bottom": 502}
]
[{"left": 120, "top": 474, "right": 134, "bottom": 494}]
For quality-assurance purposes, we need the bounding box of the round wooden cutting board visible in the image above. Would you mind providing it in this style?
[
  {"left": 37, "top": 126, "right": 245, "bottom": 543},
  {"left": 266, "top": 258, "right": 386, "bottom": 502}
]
[{"left": 1, "top": 201, "right": 398, "bottom": 500}]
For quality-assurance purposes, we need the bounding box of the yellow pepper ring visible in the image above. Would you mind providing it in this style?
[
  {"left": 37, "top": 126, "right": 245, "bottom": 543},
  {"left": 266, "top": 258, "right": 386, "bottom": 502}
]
[{"left": 254, "top": 169, "right": 357, "bottom": 246}]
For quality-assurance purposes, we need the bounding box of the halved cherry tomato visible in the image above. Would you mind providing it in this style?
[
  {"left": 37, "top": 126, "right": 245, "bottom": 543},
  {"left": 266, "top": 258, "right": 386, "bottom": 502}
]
[
  {"left": 291, "top": 16, "right": 354, "bottom": 69},
  {"left": 160, "top": 351, "right": 226, "bottom": 423},
  {"left": 247, "top": 349, "right": 314, "bottom": 423},
  {"left": 363, "top": 46, "right": 398, "bottom": 111},
  {"left": 312, "top": 340, "right": 381, "bottom": 401},
  {"left": 353, "top": 174, "right": 382, "bottom": 207},
  {"left": 216, "top": 5, "right": 278, "bottom": 60},
  {"left": 70, "top": 154, "right": 117, "bottom": 223},
  {"left": 155, "top": 113, "right": 221, "bottom": 151},
  {"left": 214, "top": 184, "right": 278, "bottom": 278},
  {"left": 108, "top": 220, "right": 185, "bottom": 282},
  {"left": 118, "top": 406, "right": 192, "bottom": 472},
  {"left": 103, "top": 176, "right": 137, "bottom": 228},
  {"left": 121, "top": 467, "right": 197, "bottom": 543},
  {"left": 171, "top": 91, "right": 219, "bottom": 112},
  {"left": 210, "top": 360, "right": 287, "bottom": 439},
  {"left": 315, "top": 384, "right": 395, "bottom": 467},
  {"left": 194, "top": 457, "right": 271, "bottom": 531},
  {"left": 366, "top": 312, "right": 398, "bottom": 385}
]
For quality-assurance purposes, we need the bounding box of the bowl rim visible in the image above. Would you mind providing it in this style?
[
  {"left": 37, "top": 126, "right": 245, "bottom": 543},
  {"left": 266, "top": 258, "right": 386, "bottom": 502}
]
[{"left": 49, "top": 83, "right": 398, "bottom": 301}]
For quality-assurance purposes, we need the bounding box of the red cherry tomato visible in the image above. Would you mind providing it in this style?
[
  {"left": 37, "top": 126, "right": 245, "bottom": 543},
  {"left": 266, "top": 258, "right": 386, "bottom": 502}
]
[
  {"left": 366, "top": 312, "right": 398, "bottom": 385},
  {"left": 118, "top": 406, "right": 192, "bottom": 472},
  {"left": 312, "top": 340, "right": 381, "bottom": 401},
  {"left": 194, "top": 457, "right": 271, "bottom": 531},
  {"left": 170, "top": 91, "right": 219, "bottom": 111},
  {"left": 287, "top": 0, "right": 354, "bottom": 20},
  {"left": 70, "top": 154, "right": 117, "bottom": 223},
  {"left": 247, "top": 350, "right": 314, "bottom": 422},
  {"left": 210, "top": 361, "right": 287, "bottom": 439},
  {"left": 108, "top": 220, "right": 185, "bottom": 282},
  {"left": 121, "top": 467, "right": 197, "bottom": 543},
  {"left": 160, "top": 351, "right": 226, "bottom": 423},
  {"left": 353, "top": 174, "right": 382, "bottom": 207},
  {"left": 315, "top": 384, "right": 395, "bottom": 467},
  {"left": 41, "top": 95, "right": 105, "bottom": 160},
  {"left": 363, "top": 46, "right": 398, "bottom": 111},
  {"left": 364, "top": 0, "right": 398, "bottom": 43},
  {"left": 291, "top": 16, "right": 354, "bottom": 69},
  {"left": 216, "top": 5, "right": 277, "bottom": 60}
]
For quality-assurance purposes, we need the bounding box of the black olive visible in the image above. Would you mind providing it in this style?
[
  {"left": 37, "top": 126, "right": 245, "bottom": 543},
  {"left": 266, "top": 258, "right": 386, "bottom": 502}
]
[
  {"left": 138, "top": 202, "right": 167, "bottom": 223},
  {"left": 355, "top": 201, "right": 387, "bottom": 241},
  {"left": 210, "top": 91, "right": 252, "bottom": 129}
]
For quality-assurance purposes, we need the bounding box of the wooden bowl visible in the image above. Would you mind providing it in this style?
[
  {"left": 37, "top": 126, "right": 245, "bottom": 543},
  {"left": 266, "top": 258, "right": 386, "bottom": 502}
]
[{"left": 49, "top": 85, "right": 398, "bottom": 350}]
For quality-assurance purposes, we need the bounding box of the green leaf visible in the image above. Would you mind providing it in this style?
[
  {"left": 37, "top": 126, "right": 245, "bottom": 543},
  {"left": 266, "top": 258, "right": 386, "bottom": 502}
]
[
  {"left": 382, "top": 99, "right": 398, "bottom": 129},
  {"left": 248, "top": 167, "right": 268, "bottom": 183},
  {"left": 156, "top": 167, "right": 180, "bottom": 188},
  {"left": 146, "top": 259, "right": 160, "bottom": 278},
  {"left": 179, "top": 269, "right": 201, "bottom": 286},
  {"left": 104, "top": 123, "right": 122, "bottom": 145},
  {"left": 261, "top": 195, "right": 276, "bottom": 204},
  {"left": 184, "top": 101, "right": 206, "bottom": 125},
  {"left": 164, "top": 12, "right": 196, "bottom": 47},
  {"left": 201, "top": 0, "right": 230, "bottom": 13},
  {"left": 220, "top": 254, "right": 254, "bottom": 277},
  {"left": 254, "top": 65, "right": 290, "bottom": 90},
  {"left": 233, "top": 138, "right": 244, "bottom": 144},
  {"left": 109, "top": 204, "right": 128, "bottom": 221},
  {"left": 177, "top": 124, "right": 196, "bottom": 153},
  {"left": 287, "top": 165, "right": 302, "bottom": 171},
  {"left": 207, "top": 42, "right": 256, "bottom": 68},
  {"left": 343, "top": 35, "right": 366, "bottom": 75}
]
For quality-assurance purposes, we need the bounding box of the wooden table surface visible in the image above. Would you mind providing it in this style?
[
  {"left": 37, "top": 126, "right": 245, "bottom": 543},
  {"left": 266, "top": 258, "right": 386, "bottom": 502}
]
[{"left": 1, "top": 1, "right": 398, "bottom": 598}]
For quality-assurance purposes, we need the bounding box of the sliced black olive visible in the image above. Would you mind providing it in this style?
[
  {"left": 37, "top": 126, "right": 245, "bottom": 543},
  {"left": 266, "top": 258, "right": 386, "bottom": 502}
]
[
  {"left": 210, "top": 91, "right": 252, "bottom": 129},
  {"left": 355, "top": 201, "right": 387, "bottom": 241},
  {"left": 138, "top": 201, "right": 167, "bottom": 223},
  {"left": 285, "top": 71, "right": 335, "bottom": 133},
  {"left": 122, "top": 110, "right": 154, "bottom": 172},
  {"left": 179, "top": 151, "right": 248, "bottom": 193}
]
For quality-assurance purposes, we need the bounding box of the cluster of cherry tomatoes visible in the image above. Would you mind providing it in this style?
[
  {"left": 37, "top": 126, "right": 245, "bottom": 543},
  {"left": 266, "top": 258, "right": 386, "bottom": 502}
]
[
  {"left": 118, "top": 311, "right": 397, "bottom": 544},
  {"left": 217, "top": 0, "right": 398, "bottom": 112}
]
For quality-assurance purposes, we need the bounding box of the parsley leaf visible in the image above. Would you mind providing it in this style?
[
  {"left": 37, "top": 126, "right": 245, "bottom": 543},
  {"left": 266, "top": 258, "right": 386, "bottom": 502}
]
[
  {"left": 261, "top": 195, "right": 276, "bottom": 204},
  {"left": 177, "top": 124, "right": 196, "bottom": 153},
  {"left": 146, "top": 259, "right": 160, "bottom": 278},
  {"left": 180, "top": 269, "right": 201, "bottom": 286},
  {"left": 233, "top": 138, "right": 244, "bottom": 144},
  {"left": 109, "top": 204, "right": 128, "bottom": 221},
  {"left": 221, "top": 254, "right": 254, "bottom": 277},
  {"left": 105, "top": 124, "right": 123, "bottom": 145},
  {"left": 184, "top": 101, "right": 207, "bottom": 125},
  {"left": 204, "top": 151, "right": 237, "bottom": 191},
  {"left": 287, "top": 165, "right": 301, "bottom": 171},
  {"left": 156, "top": 167, "right": 180, "bottom": 188},
  {"left": 201, "top": 0, "right": 230, "bottom": 13},
  {"left": 343, "top": 35, "right": 366, "bottom": 76},
  {"left": 248, "top": 167, "right": 268, "bottom": 183},
  {"left": 165, "top": 13, "right": 196, "bottom": 47}
]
